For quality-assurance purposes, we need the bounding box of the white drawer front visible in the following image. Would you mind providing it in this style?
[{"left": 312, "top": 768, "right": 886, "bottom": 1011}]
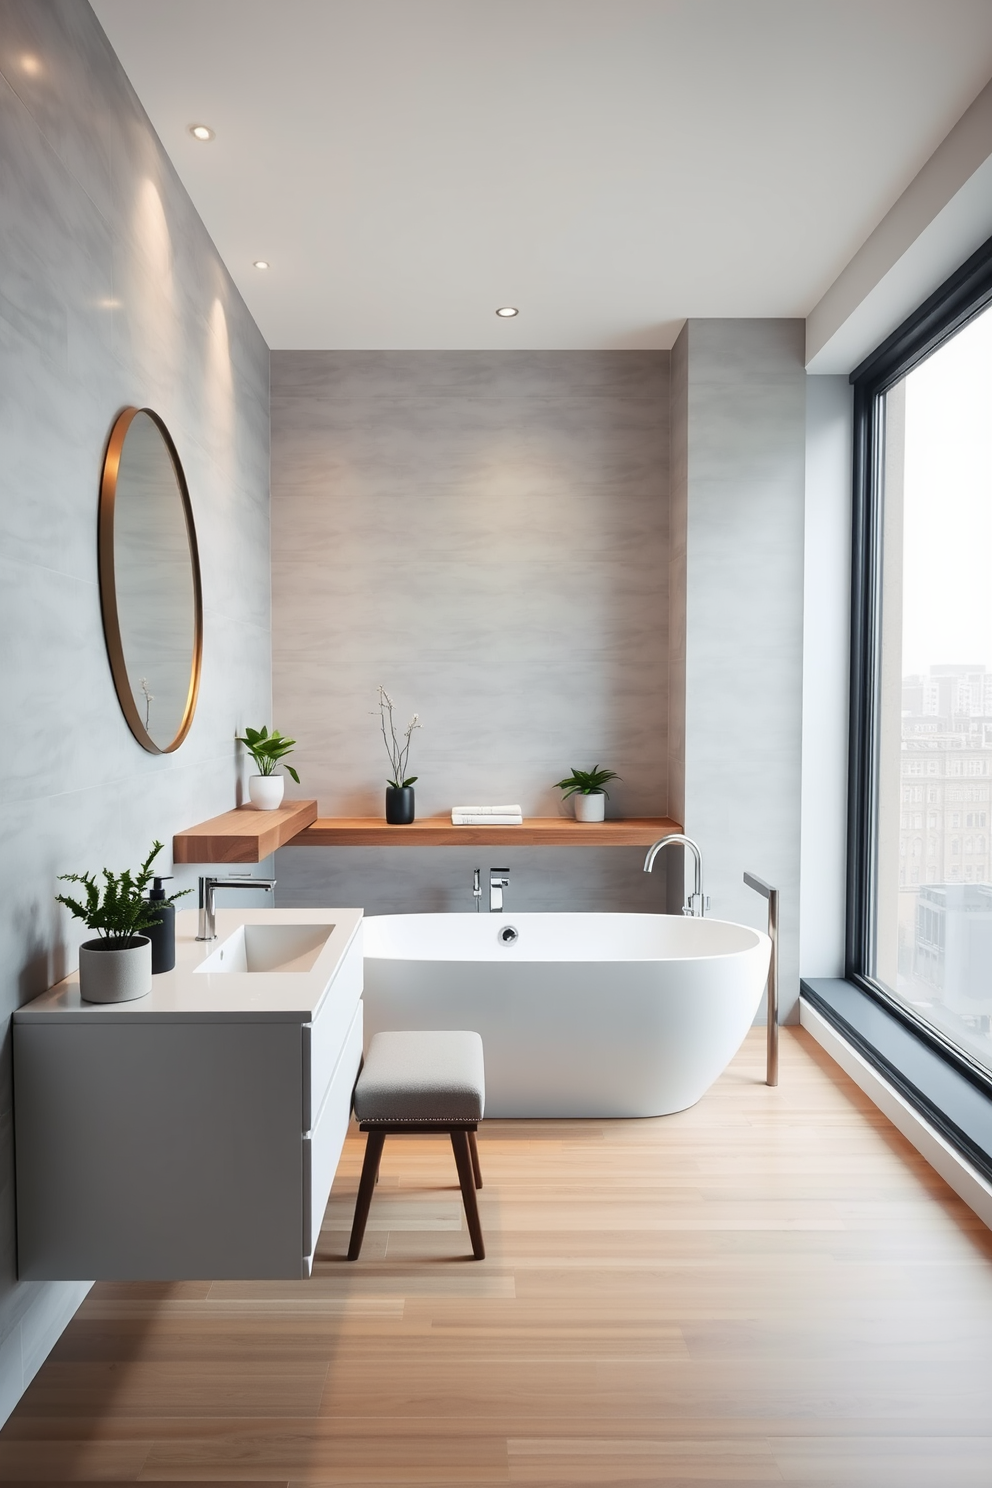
[
  {"left": 303, "top": 928, "right": 363, "bottom": 1131},
  {"left": 304, "top": 1000, "right": 363, "bottom": 1265}
]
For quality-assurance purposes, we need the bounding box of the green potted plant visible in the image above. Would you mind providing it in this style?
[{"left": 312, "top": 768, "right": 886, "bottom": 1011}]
[
  {"left": 554, "top": 765, "right": 621, "bottom": 823},
  {"left": 236, "top": 725, "right": 301, "bottom": 810},
  {"left": 376, "top": 685, "right": 421, "bottom": 824},
  {"left": 56, "top": 840, "right": 188, "bottom": 1003}
]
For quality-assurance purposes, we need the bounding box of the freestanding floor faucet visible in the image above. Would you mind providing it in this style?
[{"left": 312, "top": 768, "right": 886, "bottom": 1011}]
[
  {"left": 197, "top": 874, "right": 276, "bottom": 941},
  {"left": 643, "top": 834, "right": 705, "bottom": 916},
  {"left": 744, "top": 871, "right": 779, "bottom": 1087}
]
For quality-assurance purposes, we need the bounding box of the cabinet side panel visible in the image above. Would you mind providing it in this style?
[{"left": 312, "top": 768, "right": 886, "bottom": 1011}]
[
  {"left": 307, "top": 934, "right": 364, "bottom": 1129},
  {"left": 15, "top": 1023, "right": 303, "bottom": 1280},
  {"left": 307, "top": 1002, "right": 363, "bottom": 1263}
]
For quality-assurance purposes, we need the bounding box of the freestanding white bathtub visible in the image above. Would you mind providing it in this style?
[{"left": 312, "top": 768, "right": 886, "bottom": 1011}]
[{"left": 362, "top": 913, "right": 771, "bottom": 1118}]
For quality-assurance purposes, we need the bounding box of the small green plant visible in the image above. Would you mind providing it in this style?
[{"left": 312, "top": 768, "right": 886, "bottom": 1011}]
[
  {"left": 56, "top": 840, "right": 189, "bottom": 944},
  {"left": 236, "top": 725, "right": 301, "bottom": 783},
  {"left": 376, "top": 686, "right": 420, "bottom": 788},
  {"left": 554, "top": 765, "right": 621, "bottom": 800}
]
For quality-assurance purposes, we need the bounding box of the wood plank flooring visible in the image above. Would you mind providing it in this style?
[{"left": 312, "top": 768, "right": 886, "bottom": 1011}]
[{"left": 4, "top": 1027, "right": 992, "bottom": 1485}]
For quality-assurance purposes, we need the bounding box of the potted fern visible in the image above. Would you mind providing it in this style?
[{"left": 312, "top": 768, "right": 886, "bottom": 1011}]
[
  {"left": 554, "top": 765, "right": 621, "bottom": 823},
  {"left": 56, "top": 841, "right": 188, "bottom": 1003},
  {"left": 236, "top": 725, "right": 301, "bottom": 810}
]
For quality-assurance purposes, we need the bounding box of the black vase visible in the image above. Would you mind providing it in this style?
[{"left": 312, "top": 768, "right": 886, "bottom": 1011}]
[{"left": 385, "top": 786, "right": 415, "bottom": 825}]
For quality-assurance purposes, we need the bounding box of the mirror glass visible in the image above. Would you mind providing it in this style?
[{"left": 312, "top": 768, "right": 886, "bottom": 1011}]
[{"left": 99, "top": 408, "right": 202, "bottom": 753}]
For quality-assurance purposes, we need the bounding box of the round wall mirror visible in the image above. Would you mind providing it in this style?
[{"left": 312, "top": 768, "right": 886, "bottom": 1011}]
[{"left": 99, "top": 407, "right": 203, "bottom": 753}]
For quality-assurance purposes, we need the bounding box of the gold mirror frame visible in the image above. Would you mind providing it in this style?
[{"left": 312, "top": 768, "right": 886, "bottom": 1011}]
[{"left": 98, "top": 406, "right": 203, "bottom": 754}]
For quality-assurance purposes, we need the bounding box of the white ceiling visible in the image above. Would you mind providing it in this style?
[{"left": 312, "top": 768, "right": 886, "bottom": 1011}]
[{"left": 91, "top": 0, "right": 992, "bottom": 351}]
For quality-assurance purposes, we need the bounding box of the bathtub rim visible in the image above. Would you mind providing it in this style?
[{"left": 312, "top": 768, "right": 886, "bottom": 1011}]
[{"left": 362, "top": 911, "right": 771, "bottom": 966}]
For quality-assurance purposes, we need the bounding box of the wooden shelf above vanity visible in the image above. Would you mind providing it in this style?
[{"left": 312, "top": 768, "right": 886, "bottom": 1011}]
[
  {"left": 173, "top": 799, "right": 318, "bottom": 864},
  {"left": 174, "top": 807, "right": 681, "bottom": 861},
  {"left": 292, "top": 816, "right": 682, "bottom": 848}
]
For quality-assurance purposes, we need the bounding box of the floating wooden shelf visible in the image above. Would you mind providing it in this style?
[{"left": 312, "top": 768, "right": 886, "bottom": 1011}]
[
  {"left": 174, "top": 808, "right": 682, "bottom": 861},
  {"left": 173, "top": 800, "right": 318, "bottom": 864},
  {"left": 292, "top": 816, "right": 682, "bottom": 848}
]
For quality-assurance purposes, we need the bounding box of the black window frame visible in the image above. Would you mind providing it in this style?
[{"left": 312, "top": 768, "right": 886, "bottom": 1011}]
[{"left": 847, "top": 229, "right": 992, "bottom": 1097}]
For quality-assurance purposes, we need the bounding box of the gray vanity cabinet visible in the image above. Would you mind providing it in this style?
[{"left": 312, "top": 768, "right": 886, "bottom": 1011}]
[{"left": 13, "top": 909, "right": 363, "bottom": 1281}]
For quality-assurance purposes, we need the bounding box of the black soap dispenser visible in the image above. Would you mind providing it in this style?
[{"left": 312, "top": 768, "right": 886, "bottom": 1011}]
[{"left": 147, "top": 876, "right": 176, "bottom": 974}]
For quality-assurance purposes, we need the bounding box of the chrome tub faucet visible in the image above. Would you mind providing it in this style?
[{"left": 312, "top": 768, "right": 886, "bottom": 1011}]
[
  {"left": 643, "top": 834, "right": 706, "bottom": 916},
  {"left": 197, "top": 874, "right": 276, "bottom": 941},
  {"left": 489, "top": 869, "right": 509, "bottom": 914}
]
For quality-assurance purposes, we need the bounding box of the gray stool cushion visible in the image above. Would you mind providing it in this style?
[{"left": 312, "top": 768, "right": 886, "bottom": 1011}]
[{"left": 354, "top": 1030, "right": 485, "bottom": 1123}]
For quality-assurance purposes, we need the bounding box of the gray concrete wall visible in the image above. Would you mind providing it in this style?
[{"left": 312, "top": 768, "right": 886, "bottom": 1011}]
[
  {"left": 675, "top": 320, "right": 807, "bottom": 1019},
  {"left": 271, "top": 351, "right": 672, "bottom": 914},
  {"left": 0, "top": 0, "right": 270, "bottom": 1423}
]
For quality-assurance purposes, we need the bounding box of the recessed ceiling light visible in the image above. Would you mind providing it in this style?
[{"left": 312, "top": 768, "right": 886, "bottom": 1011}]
[
  {"left": 189, "top": 124, "right": 214, "bottom": 142},
  {"left": 495, "top": 306, "right": 519, "bottom": 318},
  {"left": 253, "top": 260, "right": 270, "bottom": 270}
]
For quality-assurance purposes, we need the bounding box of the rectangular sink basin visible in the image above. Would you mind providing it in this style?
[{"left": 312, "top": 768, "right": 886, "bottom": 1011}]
[{"left": 194, "top": 923, "right": 333, "bottom": 974}]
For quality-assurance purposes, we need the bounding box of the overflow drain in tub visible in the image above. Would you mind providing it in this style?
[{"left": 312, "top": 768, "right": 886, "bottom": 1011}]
[{"left": 498, "top": 924, "right": 519, "bottom": 946}]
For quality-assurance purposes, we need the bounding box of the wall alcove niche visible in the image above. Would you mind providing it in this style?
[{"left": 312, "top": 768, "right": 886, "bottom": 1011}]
[{"left": 98, "top": 406, "right": 203, "bottom": 753}]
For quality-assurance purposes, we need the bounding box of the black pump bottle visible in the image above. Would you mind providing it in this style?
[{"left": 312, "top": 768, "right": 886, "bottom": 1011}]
[{"left": 147, "top": 876, "right": 176, "bottom": 974}]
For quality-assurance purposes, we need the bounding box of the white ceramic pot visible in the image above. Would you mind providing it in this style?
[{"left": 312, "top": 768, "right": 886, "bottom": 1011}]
[
  {"left": 573, "top": 792, "right": 606, "bottom": 822},
  {"left": 249, "top": 774, "right": 285, "bottom": 810},
  {"left": 78, "top": 936, "right": 152, "bottom": 1004}
]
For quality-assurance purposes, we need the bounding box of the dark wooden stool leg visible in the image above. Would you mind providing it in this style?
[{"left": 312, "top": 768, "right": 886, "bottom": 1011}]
[
  {"left": 450, "top": 1130, "right": 485, "bottom": 1259},
  {"left": 347, "top": 1128, "right": 386, "bottom": 1260},
  {"left": 468, "top": 1128, "right": 483, "bottom": 1189}
]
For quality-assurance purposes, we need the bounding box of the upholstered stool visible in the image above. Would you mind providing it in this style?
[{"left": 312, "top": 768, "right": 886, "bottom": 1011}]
[{"left": 348, "top": 1030, "right": 485, "bottom": 1261}]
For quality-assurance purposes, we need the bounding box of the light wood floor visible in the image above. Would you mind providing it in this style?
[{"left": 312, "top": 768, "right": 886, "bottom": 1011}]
[{"left": 4, "top": 1027, "right": 992, "bottom": 1486}]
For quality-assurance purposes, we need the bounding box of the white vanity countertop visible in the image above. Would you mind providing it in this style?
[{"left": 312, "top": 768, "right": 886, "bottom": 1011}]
[{"left": 14, "top": 908, "right": 364, "bottom": 1024}]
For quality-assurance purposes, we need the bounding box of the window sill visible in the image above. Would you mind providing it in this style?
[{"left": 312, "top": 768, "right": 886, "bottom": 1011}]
[
  {"left": 800, "top": 996, "right": 992, "bottom": 1232},
  {"left": 801, "top": 977, "right": 992, "bottom": 1184}
]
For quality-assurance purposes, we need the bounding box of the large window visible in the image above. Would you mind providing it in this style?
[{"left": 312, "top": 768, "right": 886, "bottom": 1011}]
[{"left": 851, "top": 239, "right": 992, "bottom": 1080}]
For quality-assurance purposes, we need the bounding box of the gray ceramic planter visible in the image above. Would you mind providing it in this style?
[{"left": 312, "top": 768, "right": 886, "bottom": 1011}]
[{"left": 78, "top": 936, "right": 152, "bottom": 1003}]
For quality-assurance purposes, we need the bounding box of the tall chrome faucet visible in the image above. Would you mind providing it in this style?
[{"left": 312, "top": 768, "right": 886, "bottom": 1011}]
[
  {"left": 643, "top": 834, "right": 705, "bottom": 917},
  {"left": 489, "top": 869, "right": 509, "bottom": 914},
  {"left": 197, "top": 874, "right": 276, "bottom": 941}
]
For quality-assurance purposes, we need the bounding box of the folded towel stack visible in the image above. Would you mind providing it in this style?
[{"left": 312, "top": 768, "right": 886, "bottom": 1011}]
[{"left": 451, "top": 804, "right": 523, "bottom": 826}]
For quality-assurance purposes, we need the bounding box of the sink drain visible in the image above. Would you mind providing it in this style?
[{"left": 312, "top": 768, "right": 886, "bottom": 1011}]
[{"left": 498, "top": 924, "right": 519, "bottom": 946}]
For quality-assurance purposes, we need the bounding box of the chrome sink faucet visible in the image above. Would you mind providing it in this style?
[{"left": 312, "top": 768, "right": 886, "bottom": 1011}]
[
  {"left": 489, "top": 869, "right": 509, "bottom": 914},
  {"left": 643, "top": 834, "right": 706, "bottom": 916},
  {"left": 197, "top": 874, "right": 276, "bottom": 941}
]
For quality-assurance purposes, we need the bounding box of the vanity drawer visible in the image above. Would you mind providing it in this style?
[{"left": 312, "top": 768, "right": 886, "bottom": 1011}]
[
  {"left": 303, "top": 926, "right": 363, "bottom": 1131},
  {"left": 304, "top": 999, "right": 363, "bottom": 1266}
]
